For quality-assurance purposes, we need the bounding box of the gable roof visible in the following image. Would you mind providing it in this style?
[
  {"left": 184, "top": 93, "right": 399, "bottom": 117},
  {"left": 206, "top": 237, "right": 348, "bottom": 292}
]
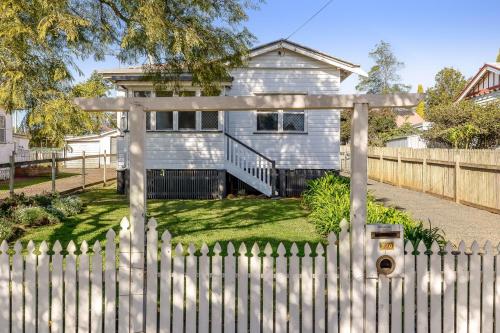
[
  {"left": 456, "top": 62, "right": 500, "bottom": 102},
  {"left": 98, "top": 39, "right": 367, "bottom": 82}
]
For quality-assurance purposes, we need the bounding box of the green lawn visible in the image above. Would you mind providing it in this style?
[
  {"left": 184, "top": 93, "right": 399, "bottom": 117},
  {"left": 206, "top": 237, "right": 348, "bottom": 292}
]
[
  {"left": 0, "top": 172, "right": 78, "bottom": 191},
  {"left": 19, "top": 184, "right": 323, "bottom": 251}
]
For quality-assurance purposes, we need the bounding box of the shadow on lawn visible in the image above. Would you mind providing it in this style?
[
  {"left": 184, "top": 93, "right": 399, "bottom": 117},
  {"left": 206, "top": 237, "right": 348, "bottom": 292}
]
[{"left": 35, "top": 189, "right": 321, "bottom": 255}]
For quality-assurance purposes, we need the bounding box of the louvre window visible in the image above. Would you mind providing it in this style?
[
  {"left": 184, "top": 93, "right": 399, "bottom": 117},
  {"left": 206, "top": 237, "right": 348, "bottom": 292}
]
[
  {"left": 0, "top": 115, "right": 5, "bottom": 143},
  {"left": 283, "top": 111, "right": 305, "bottom": 132},
  {"left": 257, "top": 111, "right": 279, "bottom": 131},
  {"left": 179, "top": 112, "right": 196, "bottom": 130},
  {"left": 156, "top": 112, "right": 174, "bottom": 130},
  {"left": 201, "top": 111, "right": 219, "bottom": 130}
]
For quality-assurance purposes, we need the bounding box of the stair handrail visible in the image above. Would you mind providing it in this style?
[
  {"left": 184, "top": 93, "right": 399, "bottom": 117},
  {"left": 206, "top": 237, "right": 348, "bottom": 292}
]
[
  {"left": 224, "top": 132, "right": 277, "bottom": 196},
  {"left": 224, "top": 133, "right": 275, "bottom": 164}
]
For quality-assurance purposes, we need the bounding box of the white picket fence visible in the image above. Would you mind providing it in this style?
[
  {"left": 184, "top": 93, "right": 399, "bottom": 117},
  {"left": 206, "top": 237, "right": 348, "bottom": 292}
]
[{"left": 0, "top": 217, "right": 498, "bottom": 332}]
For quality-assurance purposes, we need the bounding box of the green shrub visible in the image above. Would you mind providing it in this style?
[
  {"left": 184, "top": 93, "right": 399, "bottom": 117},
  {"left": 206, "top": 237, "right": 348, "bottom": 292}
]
[
  {"left": 32, "top": 192, "right": 60, "bottom": 207},
  {"left": 13, "top": 206, "right": 60, "bottom": 226},
  {"left": 50, "top": 196, "right": 83, "bottom": 217},
  {"left": 302, "top": 173, "right": 446, "bottom": 247},
  {"left": 0, "top": 193, "right": 33, "bottom": 217},
  {"left": 0, "top": 217, "right": 16, "bottom": 241}
]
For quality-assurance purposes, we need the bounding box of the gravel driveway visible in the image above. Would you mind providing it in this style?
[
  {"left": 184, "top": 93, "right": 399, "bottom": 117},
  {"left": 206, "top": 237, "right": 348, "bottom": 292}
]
[{"left": 367, "top": 179, "right": 500, "bottom": 246}]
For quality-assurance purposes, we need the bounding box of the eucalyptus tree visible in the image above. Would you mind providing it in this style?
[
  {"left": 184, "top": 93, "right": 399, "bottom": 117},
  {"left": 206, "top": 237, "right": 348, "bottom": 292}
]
[
  {"left": 0, "top": 0, "right": 258, "bottom": 146},
  {"left": 356, "top": 41, "right": 411, "bottom": 94}
]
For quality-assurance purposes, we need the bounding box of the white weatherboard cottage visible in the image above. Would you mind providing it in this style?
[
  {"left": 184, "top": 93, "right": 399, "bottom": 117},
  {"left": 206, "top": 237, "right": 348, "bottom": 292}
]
[
  {"left": 456, "top": 62, "right": 500, "bottom": 104},
  {"left": 100, "top": 40, "right": 367, "bottom": 198}
]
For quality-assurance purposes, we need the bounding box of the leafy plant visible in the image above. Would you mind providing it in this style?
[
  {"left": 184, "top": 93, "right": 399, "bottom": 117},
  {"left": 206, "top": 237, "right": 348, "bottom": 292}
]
[
  {"left": 0, "top": 217, "right": 16, "bottom": 241},
  {"left": 50, "top": 196, "right": 84, "bottom": 217},
  {"left": 404, "top": 220, "right": 446, "bottom": 248},
  {"left": 13, "top": 207, "right": 60, "bottom": 226},
  {"left": 302, "top": 173, "right": 446, "bottom": 247}
]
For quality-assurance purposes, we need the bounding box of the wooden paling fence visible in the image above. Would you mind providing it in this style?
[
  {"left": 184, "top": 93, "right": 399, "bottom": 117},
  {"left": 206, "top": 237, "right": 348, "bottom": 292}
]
[
  {"left": 341, "top": 146, "right": 500, "bottom": 213},
  {"left": 0, "top": 217, "right": 499, "bottom": 332}
]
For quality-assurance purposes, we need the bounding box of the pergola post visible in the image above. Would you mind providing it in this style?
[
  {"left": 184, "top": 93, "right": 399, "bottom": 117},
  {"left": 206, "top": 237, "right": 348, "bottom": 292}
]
[
  {"left": 128, "top": 103, "right": 146, "bottom": 332},
  {"left": 350, "top": 102, "right": 368, "bottom": 332}
]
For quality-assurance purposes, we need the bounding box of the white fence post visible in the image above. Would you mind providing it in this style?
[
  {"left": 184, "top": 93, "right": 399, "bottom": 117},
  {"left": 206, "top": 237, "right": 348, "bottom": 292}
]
[
  {"left": 262, "top": 243, "right": 273, "bottom": 333},
  {"left": 403, "top": 242, "right": 416, "bottom": 333},
  {"left": 146, "top": 218, "right": 158, "bottom": 333},
  {"left": 237, "top": 244, "right": 249, "bottom": 333},
  {"left": 482, "top": 241, "right": 494, "bottom": 333},
  {"left": 211, "top": 243, "right": 223, "bottom": 333},
  {"left": 302, "top": 244, "right": 314, "bottom": 333},
  {"left": 91, "top": 241, "right": 103, "bottom": 333},
  {"left": 338, "top": 219, "right": 351, "bottom": 333},
  {"left": 25, "top": 241, "right": 36, "bottom": 333},
  {"left": 469, "top": 242, "right": 481, "bottom": 333},
  {"left": 65, "top": 241, "right": 77, "bottom": 333},
  {"left": 429, "top": 242, "right": 441, "bottom": 333},
  {"left": 0, "top": 241, "right": 9, "bottom": 329},
  {"left": 37, "top": 242, "right": 50, "bottom": 333},
  {"left": 118, "top": 217, "right": 131, "bottom": 333},
  {"left": 105, "top": 229, "right": 117, "bottom": 333},
  {"left": 172, "top": 244, "right": 185, "bottom": 333},
  {"left": 442, "top": 242, "right": 455, "bottom": 333},
  {"left": 327, "top": 233, "right": 339, "bottom": 333},
  {"left": 289, "top": 244, "right": 300, "bottom": 333},
  {"left": 224, "top": 243, "right": 237, "bottom": 333},
  {"left": 198, "top": 244, "right": 209, "bottom": 333},
  {"left": 185, "top": 244, "right": 197, "bottom": 333},
  {"left": 275, "top": 244, "right": 287, "bottom": 333},
  {"left": 456, "top": 241, "right": 468, "bottom": 333},
  {"left": 416, "top": 241, "right": 428, "bottom": 333},
  {"left": 315, "top": 244, "right": 326, "bottom": 333},
  {"left": 249, "top": 243, "right": 261, "bottom": 333},
  {"left": 79, "top": 241, "right": 90, "bottom": 332},
  {"left": 51, "top": 241, "right": 64, "bottom": 333},
  {"left": 159, "top": 231, "right": 172, "bottom": 333},
  {"left": 11, "top": 242, "right": 23, "bottom": 333}
]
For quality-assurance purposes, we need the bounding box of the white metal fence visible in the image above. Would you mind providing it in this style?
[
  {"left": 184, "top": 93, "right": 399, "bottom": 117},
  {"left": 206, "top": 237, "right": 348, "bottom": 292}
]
[{"left": 0, "top": 217, "right": 498, "bottom": 332}]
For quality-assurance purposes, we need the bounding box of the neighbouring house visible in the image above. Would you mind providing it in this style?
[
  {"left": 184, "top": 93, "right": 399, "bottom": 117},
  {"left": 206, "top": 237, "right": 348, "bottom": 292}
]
[
  {"left": 456, "top": 62, "right": 500, "bottom": 104},
  {"left": 99, "top": 39, "right": 367, "bottom": 198},
  {"left": 64, "top": 129, "right": 120, "bottom": 168},
  {"left": 0, "top": 109, "right": 30, "bottom": 180}
]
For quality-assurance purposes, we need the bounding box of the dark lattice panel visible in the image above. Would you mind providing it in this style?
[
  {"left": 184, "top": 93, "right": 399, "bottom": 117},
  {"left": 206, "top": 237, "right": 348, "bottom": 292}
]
[
  {"left": 283, "top": 113, "right": 304, "bottom": 131},
  {"left": 202, "top": 111, "right": 219, "bottom": 130}
]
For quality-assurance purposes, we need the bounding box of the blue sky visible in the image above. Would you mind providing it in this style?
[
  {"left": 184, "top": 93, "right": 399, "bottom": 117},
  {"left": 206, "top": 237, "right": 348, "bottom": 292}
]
[{"left": 76, "top": 0, "right": 500, "bottom": 93}]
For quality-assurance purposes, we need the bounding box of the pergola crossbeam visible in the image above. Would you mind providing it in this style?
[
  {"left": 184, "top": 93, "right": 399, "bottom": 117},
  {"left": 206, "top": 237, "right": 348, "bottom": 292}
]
[{"left": 74, "top": 93, "right": 423, "bottom": 112}]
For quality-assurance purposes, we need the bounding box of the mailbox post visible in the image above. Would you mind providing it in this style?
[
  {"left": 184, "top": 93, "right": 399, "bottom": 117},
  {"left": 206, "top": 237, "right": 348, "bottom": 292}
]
[{"left": 365, "top": 224, "right": 404, "bottom": 278}]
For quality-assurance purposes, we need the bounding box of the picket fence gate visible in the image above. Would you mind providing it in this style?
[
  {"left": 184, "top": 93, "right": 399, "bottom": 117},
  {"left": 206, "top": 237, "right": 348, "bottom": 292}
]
[{"left": 0, "top": 217, "right": 499, "bottom": 333}]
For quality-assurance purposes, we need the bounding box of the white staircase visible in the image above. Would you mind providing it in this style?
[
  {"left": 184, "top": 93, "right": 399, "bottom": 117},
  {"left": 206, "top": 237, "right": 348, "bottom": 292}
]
[{"left": 224, "top": 134, "right": 276, "bottom": 197}]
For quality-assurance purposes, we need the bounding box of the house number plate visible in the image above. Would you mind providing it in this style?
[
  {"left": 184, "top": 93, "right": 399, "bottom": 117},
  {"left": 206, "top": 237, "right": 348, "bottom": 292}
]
[{"left": 379, "top": 241, "right": 395, "bottom": 250}]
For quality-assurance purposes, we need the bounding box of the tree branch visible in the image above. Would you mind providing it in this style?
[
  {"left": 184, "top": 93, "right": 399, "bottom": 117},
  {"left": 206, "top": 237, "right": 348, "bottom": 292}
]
[{"left": 97, "top": 0, "right": 129, "bottom": 23}]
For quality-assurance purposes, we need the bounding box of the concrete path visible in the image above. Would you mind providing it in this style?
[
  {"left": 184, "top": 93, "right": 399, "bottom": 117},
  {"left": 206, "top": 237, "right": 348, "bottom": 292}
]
[
  {"left": 367, "top": 179, "right": 500, "bottom": 245},
  {"left": 0, "top": 168, "right": 116, "bottom": 199}
]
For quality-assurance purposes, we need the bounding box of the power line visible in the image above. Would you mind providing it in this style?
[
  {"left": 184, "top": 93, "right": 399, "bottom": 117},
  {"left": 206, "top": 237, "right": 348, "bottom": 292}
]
[{"left": 285, "top": 0, "right": 334, "bottom": 40}]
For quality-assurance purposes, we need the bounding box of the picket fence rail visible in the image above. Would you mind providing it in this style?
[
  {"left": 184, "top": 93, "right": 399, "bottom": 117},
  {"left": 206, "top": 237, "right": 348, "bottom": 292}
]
[{"left": 0, "top": 217, "right": 499, "bottom": 332}]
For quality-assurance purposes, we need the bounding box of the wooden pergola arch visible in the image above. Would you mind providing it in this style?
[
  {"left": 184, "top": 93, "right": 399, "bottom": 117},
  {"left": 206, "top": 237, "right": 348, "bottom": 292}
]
[{"left": 75, "top": 93, "right": 422, "bottom": 332}]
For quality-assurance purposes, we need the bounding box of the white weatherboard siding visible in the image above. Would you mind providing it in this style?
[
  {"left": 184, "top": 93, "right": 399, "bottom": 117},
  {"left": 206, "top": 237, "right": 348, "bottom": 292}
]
[
  {"left": 145, "top": 132, "right": 224, "bottom": 169},
  {"left": 227, "top": 50, "right": 341, "bottom": 170},
  {"left": 472, "top": 90, "right": 500, "bottom": 105}
]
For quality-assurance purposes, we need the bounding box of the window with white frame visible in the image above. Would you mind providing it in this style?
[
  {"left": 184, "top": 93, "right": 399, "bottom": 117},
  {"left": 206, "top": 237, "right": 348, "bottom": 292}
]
[
  {"left": 0, "top": 115, "right": 5, "bottom": 143},
  {"left": 256, "top": 109, "right": 305, "bottom": 133},
  {"left": 133, "top": 89, "right": 220, "bottom": 131},
  {"left": 255, "top": 93, "right": 306, "bottom": 133}
]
